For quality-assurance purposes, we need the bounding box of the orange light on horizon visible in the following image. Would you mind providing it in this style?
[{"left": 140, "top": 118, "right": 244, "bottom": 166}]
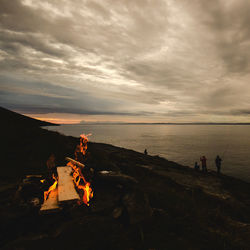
[
  {"left": 29, "top": 116, "right": 81, "bottom": 124},
  {"left": 25, "top": 112, "right": 188, "bottom": 124}
]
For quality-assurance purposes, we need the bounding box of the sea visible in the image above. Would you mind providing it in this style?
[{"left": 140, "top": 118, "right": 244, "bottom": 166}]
[{"left": 47, "top": 124, "right": 250, "bottom": 182}]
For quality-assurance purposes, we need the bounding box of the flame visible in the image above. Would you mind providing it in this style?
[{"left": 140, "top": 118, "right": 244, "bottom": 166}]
[
  {"left": 44, "top": 174, "right": 58, "bottom": 201},
  {"left": 40, "top": 179, "right": 45, "bottom": 183},
  {"left": 80, "top": 133, "right": 91, "bottom": 156},
  {"left": 80, "top": 182, "right": 93, "bottom": 206},
  {"left": 69, "top": 162, "right": 93, "bottom": 206},
  {"left": 68, "top": 133, "right": 93, "bottom": 206}
]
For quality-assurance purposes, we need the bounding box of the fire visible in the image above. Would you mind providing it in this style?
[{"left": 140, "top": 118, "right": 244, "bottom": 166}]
[
  {"left": 80, "top": 134, "right": 90, "bottom": 156},
  {"left": 44, "top": 174, "right": 58, "bottom": 201},
  {"left": 67, "top": 133, "right": 93, "bottom": 206},
  {"left": 42, "top": 133, "right": 93, "bottom": 206},
  {"left": 81, "top": 182, "right": 93, "bottom": 206}
]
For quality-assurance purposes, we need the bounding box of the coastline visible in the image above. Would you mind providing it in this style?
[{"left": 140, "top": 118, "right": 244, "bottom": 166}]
[
  {"left": 47, "top": 123, "right": 250, "bottom": 183},
  {"left": 1, "top": 123, "right": 250, "bottom": 248}
]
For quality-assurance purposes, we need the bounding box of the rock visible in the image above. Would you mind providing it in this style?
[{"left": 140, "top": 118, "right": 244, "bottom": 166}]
[
  {"left": 14, "top": 176, "right": 44, "bottom": 210},
  {"left": 122, "top": 190, "right": 153, "bottom": 224},
  {"left": 97, "top": 171, "right": 138, "bottom": 186}
]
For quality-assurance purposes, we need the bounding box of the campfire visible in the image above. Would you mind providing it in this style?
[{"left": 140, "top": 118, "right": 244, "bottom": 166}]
[
  {"left": 40, "top": 134, "right": 93, "bottom": 213},
  {"left": 14, "top": 132, "right": 152, "bottom": 227}
]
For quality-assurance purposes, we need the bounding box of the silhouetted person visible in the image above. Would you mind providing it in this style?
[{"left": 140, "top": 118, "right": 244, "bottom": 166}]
[
  {"left": 194, "top": 161, "right": 200, "bottom": 171},
  {"left": 200, "top": 156, "right": 207, "bottom": 172},
  {"left": 144, "top": 149, "right": 148, "bottom": 155},
  {"left": 215, "top": 155, "right": 222, "bottom": 174}
]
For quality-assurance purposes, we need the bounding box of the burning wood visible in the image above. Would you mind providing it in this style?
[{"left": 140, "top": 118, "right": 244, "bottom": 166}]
[
  {"left": 67, "top": 158, "right": 93, "bottom": 206},
  {"left": 66, "top": 134, "right": 93, "bottom": 206},
  {"left": 40, "top": 188, "right": 59, "bottom": 214},
  {"left": 57, "top": 166, "right": 80, "bottom": 203},
  {"left": 40, "top": 166, "right": 81, "bottom": 213},
  {"left": 39, "top": 133, "right": 93, "bottom": 212},
  {"left": 65, "top": 157, "right": 85, "bottom": 168},
  {"left": 44, "top": 174, "right": 58, "bottom": 201}
]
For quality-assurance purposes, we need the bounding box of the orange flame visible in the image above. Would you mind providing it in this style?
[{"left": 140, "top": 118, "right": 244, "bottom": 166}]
[
  {"left": 80, "top": 182, "right": 93, "bottom": 206},
  {"left": 79, "top": 134, "right": 91, "bottom": 155},
  {"left": 68, "top": 133, "right": 93, "bottom": 206},
  {"left": 44, "top": 174, "right": 58, "bottom": 201}
]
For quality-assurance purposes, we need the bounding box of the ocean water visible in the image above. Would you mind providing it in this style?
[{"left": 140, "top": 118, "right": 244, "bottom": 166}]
[{"left": 47, "top": 124, "right": 250, "bottom": 182}]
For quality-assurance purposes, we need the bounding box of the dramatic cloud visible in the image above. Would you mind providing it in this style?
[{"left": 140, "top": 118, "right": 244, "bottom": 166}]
[{"left": 0, "top": 0, "right": 250, "bottom": 123}]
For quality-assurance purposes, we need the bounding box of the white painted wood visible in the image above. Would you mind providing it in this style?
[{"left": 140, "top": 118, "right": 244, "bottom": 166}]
[{"left": 57, "top": 166, "right": 80, "bottom": 203}]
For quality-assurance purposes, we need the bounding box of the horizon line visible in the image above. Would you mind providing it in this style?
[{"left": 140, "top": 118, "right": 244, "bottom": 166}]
[{"left": 59, "top": 122, "right": 250, "bottom": 125}]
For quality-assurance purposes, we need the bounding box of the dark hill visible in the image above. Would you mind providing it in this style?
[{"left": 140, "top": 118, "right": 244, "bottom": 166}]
[{"left": 0, "top": 106, "right": 58, "bottom": 128}]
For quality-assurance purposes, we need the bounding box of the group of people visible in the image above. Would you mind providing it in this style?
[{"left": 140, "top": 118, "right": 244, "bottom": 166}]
[
  {"left": 194, "top": 155, "right": 222, "bottom": 174},
  {"left": 144, "top": 148, "right": 223, "bottom": 174}
]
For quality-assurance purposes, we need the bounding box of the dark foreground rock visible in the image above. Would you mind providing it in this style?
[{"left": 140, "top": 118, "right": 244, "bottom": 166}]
[{"left": 1, "top": 111, "right": 250, "bottom": 249}]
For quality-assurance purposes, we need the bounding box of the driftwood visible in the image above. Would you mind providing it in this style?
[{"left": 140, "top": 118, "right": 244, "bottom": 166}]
[{"left": 57, "top": 166, "right": 80, "bottom": 203}]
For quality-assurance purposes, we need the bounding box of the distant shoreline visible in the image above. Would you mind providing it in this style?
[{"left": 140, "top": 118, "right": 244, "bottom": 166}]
[{"left": 61, "top": 122, "right": 250, "bottom": 126}]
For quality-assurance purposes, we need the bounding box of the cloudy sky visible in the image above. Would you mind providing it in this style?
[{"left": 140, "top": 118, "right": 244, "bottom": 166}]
[{"left": 0, "top": 0, "right": 250, "bottom": 123}]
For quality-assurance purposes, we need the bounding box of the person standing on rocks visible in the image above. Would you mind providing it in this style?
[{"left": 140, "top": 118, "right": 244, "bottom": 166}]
[
  {"left": 215, "top": 155, "right": 222, "bottom": 174},
  {"left": 194, "top": 161, "right": 200, "bottom": 171},
  {"left": 200, "top": 156, "right": 207, "bottom": 172}
]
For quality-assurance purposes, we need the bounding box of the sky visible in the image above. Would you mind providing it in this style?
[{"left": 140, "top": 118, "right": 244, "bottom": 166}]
[{"left": 0, "top": 0, "right": 250, "bottom": 124}]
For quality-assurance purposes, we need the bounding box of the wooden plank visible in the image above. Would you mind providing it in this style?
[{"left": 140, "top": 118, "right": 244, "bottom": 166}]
[
  {"left": 65, "top": 157, "right": 85, "bottom": 168},
  {"left": 40, "top": 188, "right": 59, "bottom": 213},
  {"left": 57, "top": 166, "right": 80, "bottom": 203}
]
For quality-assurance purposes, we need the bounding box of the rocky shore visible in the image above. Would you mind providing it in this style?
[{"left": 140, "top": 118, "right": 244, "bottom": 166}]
[{"left": 1, "top": 108, "right": 250, "bottom": 249}]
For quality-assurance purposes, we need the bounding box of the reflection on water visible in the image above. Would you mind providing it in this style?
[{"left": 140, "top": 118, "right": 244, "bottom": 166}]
[{"left": 47, "top": 124, "right": 250, "bottom": 182}]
